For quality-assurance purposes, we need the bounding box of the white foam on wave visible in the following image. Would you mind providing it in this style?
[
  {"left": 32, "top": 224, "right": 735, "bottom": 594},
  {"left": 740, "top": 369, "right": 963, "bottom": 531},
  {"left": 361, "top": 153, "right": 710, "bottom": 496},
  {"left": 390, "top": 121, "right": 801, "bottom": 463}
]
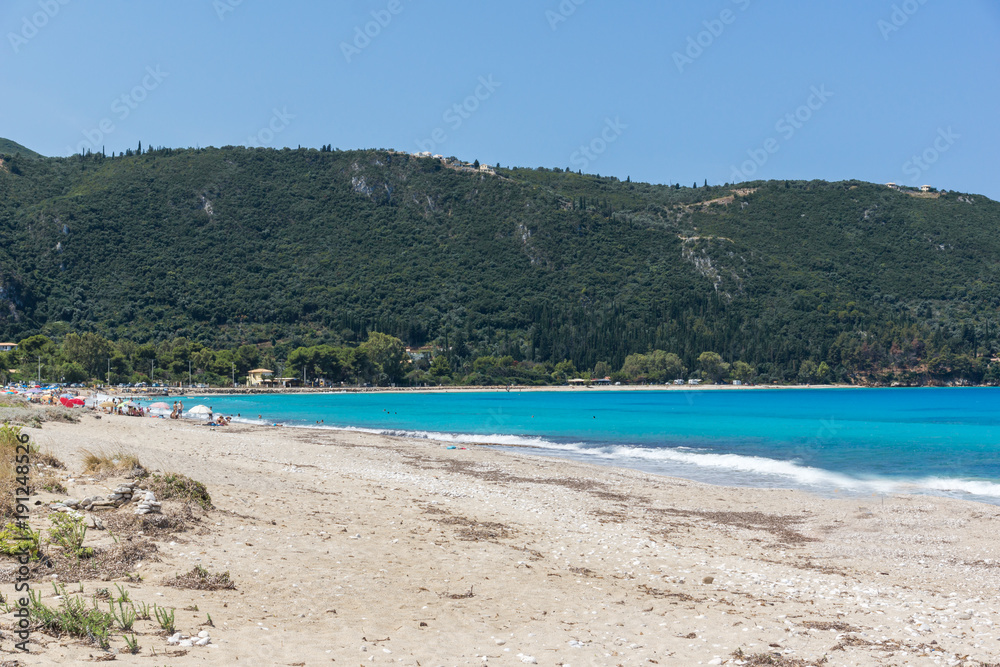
[
  {"left": 294, "top": 423, "right": 559, "bottom": 448},
  {"left": 909, "top": 477, "right": 1000, "bottom": 498},
  {"left": 253, "top": 421, "right": 1000, "bottom": 503}
]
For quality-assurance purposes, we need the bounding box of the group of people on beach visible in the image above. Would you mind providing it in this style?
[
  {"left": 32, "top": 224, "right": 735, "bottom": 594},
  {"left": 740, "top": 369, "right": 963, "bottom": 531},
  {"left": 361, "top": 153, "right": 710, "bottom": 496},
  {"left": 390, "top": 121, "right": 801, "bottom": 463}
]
[
  {"left": 169, "top": 401, "right": 184, "bottom": 419},
  {"left": 103, "top": 397, "right": 147, "bottom": 417}
]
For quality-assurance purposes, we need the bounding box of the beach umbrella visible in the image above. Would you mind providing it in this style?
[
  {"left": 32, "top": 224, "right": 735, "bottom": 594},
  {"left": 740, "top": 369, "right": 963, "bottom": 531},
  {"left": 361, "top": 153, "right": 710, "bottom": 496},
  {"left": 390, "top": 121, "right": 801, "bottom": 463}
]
[
  {"left": 149, "top": 402, "right": 170, "bottom": 409},
  {"left": 188, "top": 405, "right": 212, "bottom": 415},
  {"left": 69, "top": 398, "right": 85, "bottom": 406}
]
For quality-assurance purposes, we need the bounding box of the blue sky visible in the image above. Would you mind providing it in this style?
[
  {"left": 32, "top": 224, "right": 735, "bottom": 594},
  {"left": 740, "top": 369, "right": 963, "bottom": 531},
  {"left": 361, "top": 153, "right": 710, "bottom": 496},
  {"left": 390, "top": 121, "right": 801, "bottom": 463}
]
[{"left": 3, "top": 0, "right": 998, "bottom": 199}]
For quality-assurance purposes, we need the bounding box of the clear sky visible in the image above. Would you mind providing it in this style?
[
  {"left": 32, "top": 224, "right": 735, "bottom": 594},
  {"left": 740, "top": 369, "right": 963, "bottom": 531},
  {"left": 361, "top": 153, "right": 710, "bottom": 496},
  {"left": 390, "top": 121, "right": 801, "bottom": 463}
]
[{"left": 3, "top": 0, "right": 998, "bottom": 199}]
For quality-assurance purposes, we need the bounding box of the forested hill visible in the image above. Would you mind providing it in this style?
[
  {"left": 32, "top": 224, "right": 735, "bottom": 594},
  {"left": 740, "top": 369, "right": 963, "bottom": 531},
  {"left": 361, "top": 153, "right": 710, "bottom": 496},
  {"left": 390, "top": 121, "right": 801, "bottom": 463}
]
[{"left": 1, "top": 140, "right": 998, "bottom": 384}]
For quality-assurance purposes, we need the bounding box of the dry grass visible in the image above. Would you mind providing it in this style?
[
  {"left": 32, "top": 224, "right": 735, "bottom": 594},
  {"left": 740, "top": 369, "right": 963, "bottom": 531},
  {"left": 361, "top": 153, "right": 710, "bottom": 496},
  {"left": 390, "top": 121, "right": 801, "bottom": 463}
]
[
  {"left": 163, "top": 565, "right": 235, "bottom": 591},
  {"left": 80, "top": 447, "right": 143, "bottom": 478}
]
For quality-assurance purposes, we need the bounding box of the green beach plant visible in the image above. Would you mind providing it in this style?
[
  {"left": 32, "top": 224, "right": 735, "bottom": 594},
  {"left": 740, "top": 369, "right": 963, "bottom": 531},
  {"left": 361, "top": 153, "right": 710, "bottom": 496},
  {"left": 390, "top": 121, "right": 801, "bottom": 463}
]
[
  {"left": 154, "top": 604, "right": 175, "bottom": 633},
  {"left": 48, "top": 513, "right": 92, "bottom": 558}
]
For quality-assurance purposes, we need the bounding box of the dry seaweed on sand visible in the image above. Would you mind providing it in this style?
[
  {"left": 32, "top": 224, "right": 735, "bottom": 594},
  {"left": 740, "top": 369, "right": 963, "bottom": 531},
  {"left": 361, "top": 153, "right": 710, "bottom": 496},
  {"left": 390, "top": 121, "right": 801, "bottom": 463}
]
[
  {"left": 102, "top": 503, "right": 199, "bottom": 538},
  {"left": 732, "top": 648, "right": 824, "bottom": 665},
  {"left": 440, "top": 586, "right": 475, "bottom": 599},
  {"left": 801, "top": 619, "right": 861, "bottom": 632},
  {"left": 164, "top": 564, "right": 235, "bottom": 591},
  {"left": 0, "top": 539, "right": 159, "bottom": 584}
]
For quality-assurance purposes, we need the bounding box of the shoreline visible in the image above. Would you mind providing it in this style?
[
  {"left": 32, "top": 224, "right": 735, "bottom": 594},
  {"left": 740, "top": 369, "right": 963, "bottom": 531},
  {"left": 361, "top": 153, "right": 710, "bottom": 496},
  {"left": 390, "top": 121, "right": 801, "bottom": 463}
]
[
  {"left": 83, "top": 382, "right": 992, "bottom": 399},
  {"left": 7, "top": 414, "right": 999, "bottom": 665}
]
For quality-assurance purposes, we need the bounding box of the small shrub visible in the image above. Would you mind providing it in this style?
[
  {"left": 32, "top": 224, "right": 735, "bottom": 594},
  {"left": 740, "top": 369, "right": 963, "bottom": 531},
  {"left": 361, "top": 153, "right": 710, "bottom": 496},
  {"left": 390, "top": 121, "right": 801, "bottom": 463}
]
[
  {"left": 28, "top": 585, "right": 115, "bottom": 649},
  {"left": 48, "top": 513, "right": 93, "bottom": 558},
  {"left": 0, "top": 521, "right": 42, "bottom": 559},
  {"left": 146, "top": 472, "right": 213, "bottom": 509}
]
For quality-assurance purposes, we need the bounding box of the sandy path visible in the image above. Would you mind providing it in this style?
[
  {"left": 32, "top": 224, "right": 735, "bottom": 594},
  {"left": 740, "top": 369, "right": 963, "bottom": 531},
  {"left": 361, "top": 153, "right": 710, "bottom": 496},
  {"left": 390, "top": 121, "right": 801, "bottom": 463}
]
[{"left": 2, "top": 414, "right": 998, "bottom": 666}]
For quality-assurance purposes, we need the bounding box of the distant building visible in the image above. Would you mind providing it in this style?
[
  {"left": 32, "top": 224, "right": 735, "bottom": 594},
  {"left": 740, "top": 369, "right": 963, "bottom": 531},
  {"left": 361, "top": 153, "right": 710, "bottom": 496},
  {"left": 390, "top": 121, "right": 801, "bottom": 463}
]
[
  {"left": 246, "top": 368, "right": 274, "bottom": 387},
  {"left": 920, "top": 185, "right": 932, "bottom": 192},
  {"left": 885, "top": 182, "right": 898, "bottom": 189},
  {"left": 687, "top": 378, "right": 702, "bottom": 385},
  {"left": 0, "top": 343, "right": 16, "bottom": 353}
]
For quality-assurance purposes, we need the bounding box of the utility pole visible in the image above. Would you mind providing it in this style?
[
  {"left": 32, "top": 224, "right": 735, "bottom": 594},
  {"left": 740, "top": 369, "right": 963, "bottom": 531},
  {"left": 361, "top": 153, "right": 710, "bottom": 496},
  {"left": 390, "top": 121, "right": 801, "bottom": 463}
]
[
  {"left": 151, "top": 359, "right": 154, "bottom": 385},
  {"left": 107, "top": 358, "right": 111, "bottom": 386},
  {"left": 189, "top": 360, "right": 192, "bottom": 387},
  {"left": 232, "top": 363, "right": 235, "bottom": 388},
  {"left": 37, "top": 356, "right": 41, "bottom": 384}
]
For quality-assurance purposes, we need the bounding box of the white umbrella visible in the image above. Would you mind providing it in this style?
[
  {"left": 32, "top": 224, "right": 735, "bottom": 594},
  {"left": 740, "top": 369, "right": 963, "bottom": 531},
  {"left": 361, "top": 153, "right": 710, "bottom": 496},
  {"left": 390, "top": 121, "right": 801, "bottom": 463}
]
[{"left": 188, "top": 405, "right": 212, "bottom": 415}]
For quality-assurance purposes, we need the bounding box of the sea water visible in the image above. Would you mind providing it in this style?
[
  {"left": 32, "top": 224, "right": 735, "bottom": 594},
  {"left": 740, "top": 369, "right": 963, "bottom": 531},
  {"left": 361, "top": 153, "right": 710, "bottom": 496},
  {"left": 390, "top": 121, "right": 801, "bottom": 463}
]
[{"left": 165, "top": 388, "right": 1000, "bottom": 504}]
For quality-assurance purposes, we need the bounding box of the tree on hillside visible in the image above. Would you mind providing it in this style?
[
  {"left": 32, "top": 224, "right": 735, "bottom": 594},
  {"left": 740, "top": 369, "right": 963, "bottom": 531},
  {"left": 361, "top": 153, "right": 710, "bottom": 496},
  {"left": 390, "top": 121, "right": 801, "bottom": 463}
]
[
  {"left": 359, "top": 332, "right": 408, "bottom": 384},
  {"left": 731, "top": 360, "right": 755, "bottom": 383},
  {"left": 62, "top": 332, "right": 112, "bottom": 378},
  {"left": 698, "top": 351, "right": 729, "bottom": 383},
  {"left": 429, "top": 354, "right": 452, "bottom": 384}
]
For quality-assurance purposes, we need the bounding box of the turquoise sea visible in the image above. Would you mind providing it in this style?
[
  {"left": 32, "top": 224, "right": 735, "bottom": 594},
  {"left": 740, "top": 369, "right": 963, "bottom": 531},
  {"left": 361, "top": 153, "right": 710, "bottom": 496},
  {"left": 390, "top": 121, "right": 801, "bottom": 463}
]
[{"left": 158, "top": 388, "right": 1000, "bottom": 504}]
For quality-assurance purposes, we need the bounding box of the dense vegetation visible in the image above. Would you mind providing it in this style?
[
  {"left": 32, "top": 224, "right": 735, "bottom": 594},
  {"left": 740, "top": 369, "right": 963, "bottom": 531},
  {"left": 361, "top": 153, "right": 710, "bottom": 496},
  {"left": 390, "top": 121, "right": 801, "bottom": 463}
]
[{"left": 1, "top": 139, "right": 999, "bottom": 386}]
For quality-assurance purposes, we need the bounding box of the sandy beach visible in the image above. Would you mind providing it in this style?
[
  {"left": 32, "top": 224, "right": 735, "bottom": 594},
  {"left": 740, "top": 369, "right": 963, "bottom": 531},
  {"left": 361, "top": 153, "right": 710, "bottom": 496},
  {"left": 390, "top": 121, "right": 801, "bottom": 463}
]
[{"left": 3, "top": 412, "right": 999, "bottom": 666}]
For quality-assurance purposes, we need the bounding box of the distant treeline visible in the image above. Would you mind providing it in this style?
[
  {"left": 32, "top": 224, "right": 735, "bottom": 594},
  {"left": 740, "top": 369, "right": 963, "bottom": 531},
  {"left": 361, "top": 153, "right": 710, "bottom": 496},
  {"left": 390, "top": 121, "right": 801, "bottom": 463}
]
[{"left": 4, "top": 332, "right": 999, "bottom": 388}]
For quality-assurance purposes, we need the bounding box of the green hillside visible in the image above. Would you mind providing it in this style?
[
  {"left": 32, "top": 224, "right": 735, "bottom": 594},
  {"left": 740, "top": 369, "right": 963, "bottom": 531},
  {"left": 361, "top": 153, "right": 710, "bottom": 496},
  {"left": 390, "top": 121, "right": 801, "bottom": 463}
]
[
  {"left": 0, "top": 137, "right": 44, "bottom": 160},
  {"left": 0, "top": 143, "right": 998, "bottom": 385}
]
